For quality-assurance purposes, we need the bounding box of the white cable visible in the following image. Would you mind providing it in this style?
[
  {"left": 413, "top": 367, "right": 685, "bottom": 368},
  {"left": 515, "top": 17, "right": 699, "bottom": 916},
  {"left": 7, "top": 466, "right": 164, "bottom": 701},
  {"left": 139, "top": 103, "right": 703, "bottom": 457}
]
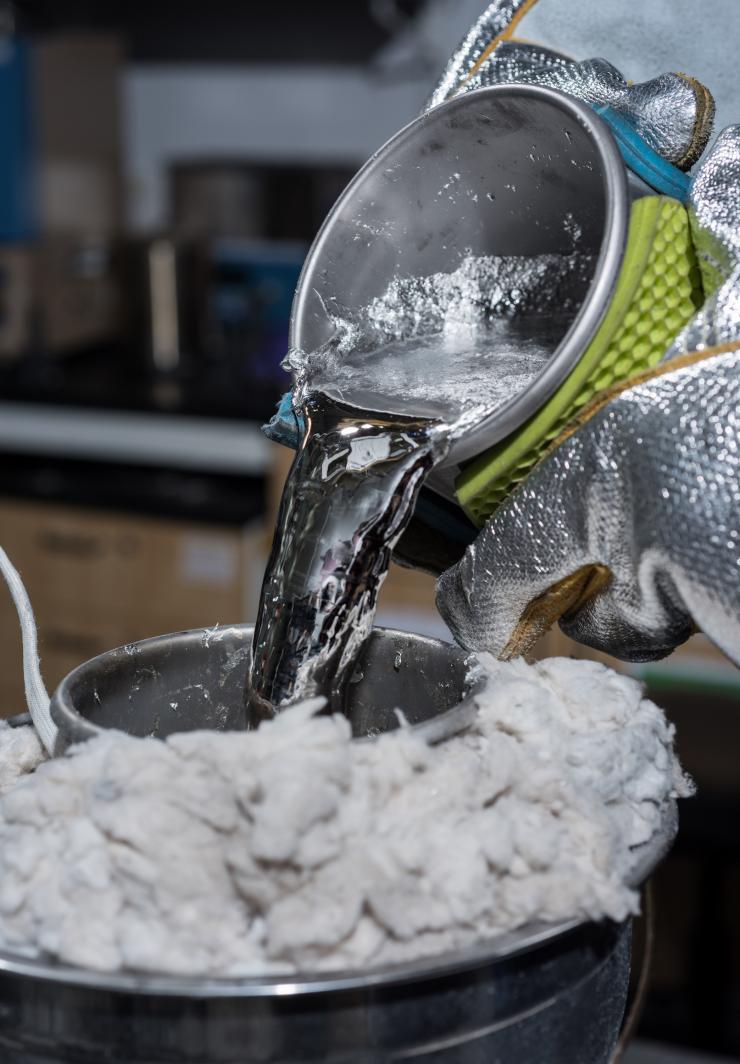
[{"left": 0, "top": 547, "right": 57, "bottom": 755}]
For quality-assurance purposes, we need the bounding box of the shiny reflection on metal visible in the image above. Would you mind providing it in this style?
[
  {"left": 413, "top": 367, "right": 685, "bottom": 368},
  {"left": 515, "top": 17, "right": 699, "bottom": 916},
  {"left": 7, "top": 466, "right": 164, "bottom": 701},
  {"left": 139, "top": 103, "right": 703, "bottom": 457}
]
[
  {"left": 464, "top": 45, "right": 710, "bottom": 172},
  {"left": 0, "top": 804, "right": 672, "bottom": 995},
  {"left": 248, "top": 393, "right": 444, "bottom": 717},
  {"left": 290, "top": 84, "right": 628, "bottom": 478},
  {"left": 0, "top": 923, "right": 631, "bottom": 1062},
  {"left": 0, "top": 912, "right": 629, "bottom": 996},
  {"left": 50, "top": 625, "right": 485, "bottom": 749},
  {"left": 668, "top": 126, "right": 740, "bottom": 356}
]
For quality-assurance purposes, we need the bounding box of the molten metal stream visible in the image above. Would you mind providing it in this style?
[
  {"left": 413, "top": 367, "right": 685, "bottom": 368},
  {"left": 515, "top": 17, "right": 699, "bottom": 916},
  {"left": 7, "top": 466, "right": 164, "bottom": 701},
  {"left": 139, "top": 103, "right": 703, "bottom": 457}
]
[
  {"left": 248, "top": 255, "right": 587, "bottom": 719},
  {"left": 248, "top": 393, "right": 443, "bottom": 720}
]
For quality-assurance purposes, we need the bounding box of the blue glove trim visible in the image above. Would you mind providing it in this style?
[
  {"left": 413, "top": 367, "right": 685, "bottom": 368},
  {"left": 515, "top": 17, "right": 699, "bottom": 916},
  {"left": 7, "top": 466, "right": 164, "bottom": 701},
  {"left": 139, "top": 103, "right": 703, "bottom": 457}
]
[
  {"left": 262, "top": 392, "right": 305, "bottom": 448},
  {"left": 595, "top": 105, "right": 691, "bottom": 203}
]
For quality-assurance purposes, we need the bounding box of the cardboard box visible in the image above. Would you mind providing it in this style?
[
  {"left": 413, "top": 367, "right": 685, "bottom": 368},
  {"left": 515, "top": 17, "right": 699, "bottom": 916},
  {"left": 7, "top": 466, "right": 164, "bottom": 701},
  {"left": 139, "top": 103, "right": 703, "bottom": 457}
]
[
  {"left": 0, "top": 498, "right": 266, "bottom": 718},
  {"left": 0, "top": 246, "right": 33, "bottom": 359}
]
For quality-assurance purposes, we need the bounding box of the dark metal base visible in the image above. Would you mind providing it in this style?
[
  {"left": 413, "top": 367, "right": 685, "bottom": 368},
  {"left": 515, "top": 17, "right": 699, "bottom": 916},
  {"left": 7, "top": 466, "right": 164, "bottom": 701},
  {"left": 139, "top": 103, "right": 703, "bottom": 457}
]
[{"left": 0, "top": 920, "right": 630, "bottom": 1063}]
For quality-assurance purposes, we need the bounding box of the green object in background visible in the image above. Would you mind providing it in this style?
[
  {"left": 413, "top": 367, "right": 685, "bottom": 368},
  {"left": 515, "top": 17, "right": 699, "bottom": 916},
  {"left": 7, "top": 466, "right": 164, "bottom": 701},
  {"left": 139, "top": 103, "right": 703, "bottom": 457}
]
[
  {"left": 630, "top": 656, "right": 740, "bottom": 698},
  {"left": 456, "top": 196, "right": 705, "bottom": 526}
]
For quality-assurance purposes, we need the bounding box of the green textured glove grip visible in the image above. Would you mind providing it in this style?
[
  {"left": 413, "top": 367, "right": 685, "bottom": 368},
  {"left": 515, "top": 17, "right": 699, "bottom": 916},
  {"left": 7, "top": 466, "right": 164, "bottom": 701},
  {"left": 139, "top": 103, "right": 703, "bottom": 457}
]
[{"left": 456, "top": 196, "right": 704, "bottom": 526}]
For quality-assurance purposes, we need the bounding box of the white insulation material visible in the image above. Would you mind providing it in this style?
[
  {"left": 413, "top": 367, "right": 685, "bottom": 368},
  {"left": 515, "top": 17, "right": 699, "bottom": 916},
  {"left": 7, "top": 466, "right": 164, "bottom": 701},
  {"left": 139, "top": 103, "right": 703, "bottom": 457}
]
[{"left": 0, "top": 655, "right": 690, "bottom": 976}]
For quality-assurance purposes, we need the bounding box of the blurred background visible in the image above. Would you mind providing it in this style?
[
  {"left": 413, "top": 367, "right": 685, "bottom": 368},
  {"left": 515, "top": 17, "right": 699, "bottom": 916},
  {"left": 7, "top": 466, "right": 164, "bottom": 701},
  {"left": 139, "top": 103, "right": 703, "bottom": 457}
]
[{"left": 0, "top": 2, "right": 737, "bottom": 1061}]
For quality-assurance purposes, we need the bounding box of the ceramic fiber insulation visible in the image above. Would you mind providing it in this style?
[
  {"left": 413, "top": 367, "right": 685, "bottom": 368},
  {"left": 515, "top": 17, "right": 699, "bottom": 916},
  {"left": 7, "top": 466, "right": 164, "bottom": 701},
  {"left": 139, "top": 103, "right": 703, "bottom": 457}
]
[{"left": 0, "top": 655, "right": 690, "bottom": 976}]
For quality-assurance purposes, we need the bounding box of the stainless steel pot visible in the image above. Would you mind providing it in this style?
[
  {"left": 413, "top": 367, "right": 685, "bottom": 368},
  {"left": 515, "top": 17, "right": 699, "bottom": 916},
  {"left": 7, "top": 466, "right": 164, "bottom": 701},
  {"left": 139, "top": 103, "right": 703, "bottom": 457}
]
[{"left": 0, "top": 625, "right": 676, "bottom": 1064}]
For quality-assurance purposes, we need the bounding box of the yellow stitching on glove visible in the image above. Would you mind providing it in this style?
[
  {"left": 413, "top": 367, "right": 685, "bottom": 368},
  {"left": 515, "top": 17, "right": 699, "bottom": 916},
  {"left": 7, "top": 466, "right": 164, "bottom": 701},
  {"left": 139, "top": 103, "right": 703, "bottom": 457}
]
[
  {"left": 500, "top": 563, "right": 612, "bottom": 660},
  {"left": 496, "top": 343, "right": 740, "bottom": 660},
  {"left": 674, "top": 73, "right": 716, "bottom": 171},
  {"left": 465, "top": 0, "right": 542, "bottom": 83},
  {"left": 550, "top": 340, "right": 740, "bottom": 453},
  {"left": 497, "top": 343, "right": 740, "bottom": 661}
]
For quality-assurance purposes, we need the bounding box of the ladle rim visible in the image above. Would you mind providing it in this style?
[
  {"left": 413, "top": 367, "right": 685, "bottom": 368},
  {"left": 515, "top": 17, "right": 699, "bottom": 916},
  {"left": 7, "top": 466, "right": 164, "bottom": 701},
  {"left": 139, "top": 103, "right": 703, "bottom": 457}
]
[{"left": 289, "top": 83, "right": 629, "bottom": 471}]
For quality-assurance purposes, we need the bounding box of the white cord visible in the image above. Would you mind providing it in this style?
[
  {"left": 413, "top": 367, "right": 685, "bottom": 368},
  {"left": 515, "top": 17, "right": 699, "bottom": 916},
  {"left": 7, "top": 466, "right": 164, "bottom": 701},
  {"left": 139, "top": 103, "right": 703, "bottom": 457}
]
[{"left": 0, "top": 547, "right": 57, "bottom": 755}]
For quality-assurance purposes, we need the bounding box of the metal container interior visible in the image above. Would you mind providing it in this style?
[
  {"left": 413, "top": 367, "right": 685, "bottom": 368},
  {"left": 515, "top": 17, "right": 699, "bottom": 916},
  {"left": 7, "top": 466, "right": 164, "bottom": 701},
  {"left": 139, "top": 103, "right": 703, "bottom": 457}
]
[
  {"left": 17, "top": 624, "right": 677, "bottom": 1063},
  {"left": 289, "top": 84, "right": 628, "bottom": 495},
  {"left": 50, "top": 624, "right": 483, "bottom": 747}
]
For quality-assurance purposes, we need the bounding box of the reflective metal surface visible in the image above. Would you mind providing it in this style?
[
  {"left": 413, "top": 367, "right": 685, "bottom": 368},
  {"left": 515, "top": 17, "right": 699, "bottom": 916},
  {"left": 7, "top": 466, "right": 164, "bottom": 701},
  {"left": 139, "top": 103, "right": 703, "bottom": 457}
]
[
  {"left": 289, "top": 84, "right": 628, "bottom": 480},
  {"left": 669, "top": 126, "right": 740, "bottom": 355},
  {"left": 437, "top": 30, "right": 713, "bottom": 172},
  {"left": 426, "top": 0, "right": 529, "bottom": 111},
  {"left": 51, "top": 625, "right": 483, "bottom": 748},
  {"left": 0, "top": 921, "right": 631, "bottom": 1063},
  {"left": 262, "top": 86, "right": 628, "bottom": 713},
  {"left": 436, "top": 130, "right": 740, "bottom": 668},
  {"left": 248, "top": 394, "right": 445, "bottom": 717},
  {"left": 437, "top": 344, "right": 740, "bottom": 665}
]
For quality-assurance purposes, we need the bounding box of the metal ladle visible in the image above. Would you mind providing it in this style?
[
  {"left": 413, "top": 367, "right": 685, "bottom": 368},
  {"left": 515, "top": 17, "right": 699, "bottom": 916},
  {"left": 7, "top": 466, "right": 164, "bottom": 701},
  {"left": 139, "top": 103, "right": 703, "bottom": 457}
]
[{"left": 289, "top": 83, "right": 629, "bottom": 501}]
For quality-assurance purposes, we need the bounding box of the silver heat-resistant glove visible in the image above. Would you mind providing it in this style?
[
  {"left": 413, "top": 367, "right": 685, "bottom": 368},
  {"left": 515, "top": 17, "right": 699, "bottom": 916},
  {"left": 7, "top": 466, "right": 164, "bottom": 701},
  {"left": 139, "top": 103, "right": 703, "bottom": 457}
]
[
  {"left": 437, "top": 127, "right": 740, "bottom": 666},
  {"left": 427, "top": 0, "right": 715, "bottom": 171}
]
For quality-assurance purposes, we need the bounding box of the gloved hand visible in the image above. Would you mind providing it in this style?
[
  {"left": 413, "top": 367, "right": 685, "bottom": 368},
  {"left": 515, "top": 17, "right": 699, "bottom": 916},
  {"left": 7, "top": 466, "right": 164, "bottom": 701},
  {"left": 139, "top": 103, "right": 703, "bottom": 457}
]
[
  {"left": 427, "top": 0, "right": 740, "bottom": 155},
  {"left": 390, "top": 0, "right": 722, "bottom": 578},
  {"left": 428, "top": 0, "right": 715, "bottom": 176},
  {"left": 436, "top": 127, "right": 740, "bottom": 666}
]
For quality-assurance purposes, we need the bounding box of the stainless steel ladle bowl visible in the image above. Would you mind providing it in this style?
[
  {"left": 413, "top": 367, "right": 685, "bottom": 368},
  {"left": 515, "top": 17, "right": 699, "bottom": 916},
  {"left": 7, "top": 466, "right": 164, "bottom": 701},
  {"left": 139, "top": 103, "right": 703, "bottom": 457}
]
[{"left": 290, "top": 84, "right": 628, "bottom": 495}]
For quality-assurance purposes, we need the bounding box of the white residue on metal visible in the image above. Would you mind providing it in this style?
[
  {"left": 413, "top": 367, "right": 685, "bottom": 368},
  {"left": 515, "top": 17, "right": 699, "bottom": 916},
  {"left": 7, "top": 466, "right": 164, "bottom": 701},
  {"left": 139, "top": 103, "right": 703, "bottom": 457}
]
[{"left": 202, "top": 624, "right": 221, "bottom": 648}]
